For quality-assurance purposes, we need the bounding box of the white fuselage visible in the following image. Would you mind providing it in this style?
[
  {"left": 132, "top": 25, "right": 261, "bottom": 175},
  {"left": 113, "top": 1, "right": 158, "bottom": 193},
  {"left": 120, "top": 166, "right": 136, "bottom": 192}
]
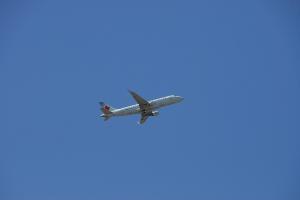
[{"left": 104, "top": 95, "right": 183, "bottom": 117}]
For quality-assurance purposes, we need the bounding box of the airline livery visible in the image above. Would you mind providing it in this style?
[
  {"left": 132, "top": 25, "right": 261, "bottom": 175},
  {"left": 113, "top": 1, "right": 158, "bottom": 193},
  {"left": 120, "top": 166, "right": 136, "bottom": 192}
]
[{"left": 100, "top": 90, "right": 184, "bottom": 124}]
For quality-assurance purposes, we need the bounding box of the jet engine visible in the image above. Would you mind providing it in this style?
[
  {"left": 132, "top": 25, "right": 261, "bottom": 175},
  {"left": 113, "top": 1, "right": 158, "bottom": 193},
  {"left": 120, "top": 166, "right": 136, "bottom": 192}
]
[{"left": 150, "top": 111, "right": 159, "bottom": 116}]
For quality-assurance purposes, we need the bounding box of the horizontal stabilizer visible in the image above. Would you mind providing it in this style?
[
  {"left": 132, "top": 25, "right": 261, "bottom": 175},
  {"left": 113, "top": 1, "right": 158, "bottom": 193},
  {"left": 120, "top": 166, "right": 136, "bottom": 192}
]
[{"left": 101, "top": 115, "right": 111, "bottom": 121}]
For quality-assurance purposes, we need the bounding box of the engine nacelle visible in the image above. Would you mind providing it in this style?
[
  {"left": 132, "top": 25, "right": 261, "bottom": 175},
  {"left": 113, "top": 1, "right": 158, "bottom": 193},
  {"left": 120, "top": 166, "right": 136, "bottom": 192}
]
[{"left": 151, "top": 111, "right": 159, "bottom": 116}]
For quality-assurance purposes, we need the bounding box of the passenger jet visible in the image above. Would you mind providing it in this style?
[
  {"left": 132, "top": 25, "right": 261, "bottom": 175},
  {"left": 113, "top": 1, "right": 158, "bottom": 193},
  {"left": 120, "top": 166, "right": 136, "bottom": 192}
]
[{"left": 100, "top": 90, "right": 184, "bottom": 124}]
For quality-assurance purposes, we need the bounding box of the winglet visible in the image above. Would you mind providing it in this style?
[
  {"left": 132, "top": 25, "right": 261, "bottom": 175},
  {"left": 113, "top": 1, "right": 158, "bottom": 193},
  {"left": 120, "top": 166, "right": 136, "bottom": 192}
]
[{"left": 128, "top": 89, "right": 136, "bottom": 97}]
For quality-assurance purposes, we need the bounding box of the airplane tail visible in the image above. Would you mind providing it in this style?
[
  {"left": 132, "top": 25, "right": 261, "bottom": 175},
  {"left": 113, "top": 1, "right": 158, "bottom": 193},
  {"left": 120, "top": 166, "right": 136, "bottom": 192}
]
[{"left": 99, "top": 102, "right": 115, "bottom": 121}]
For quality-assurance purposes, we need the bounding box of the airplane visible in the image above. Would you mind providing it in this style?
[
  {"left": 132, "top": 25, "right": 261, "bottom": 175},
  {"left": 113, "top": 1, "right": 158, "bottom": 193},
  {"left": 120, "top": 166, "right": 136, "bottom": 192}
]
[{"left": 99, "top": 90, "right": 184, "bottom": 124}]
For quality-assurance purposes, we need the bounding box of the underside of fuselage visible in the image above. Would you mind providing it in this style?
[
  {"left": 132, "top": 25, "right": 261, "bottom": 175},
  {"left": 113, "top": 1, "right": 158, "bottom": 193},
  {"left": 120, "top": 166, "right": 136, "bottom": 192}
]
[{"left": 105, "top": 100, "right": 176, "bottom": 117}]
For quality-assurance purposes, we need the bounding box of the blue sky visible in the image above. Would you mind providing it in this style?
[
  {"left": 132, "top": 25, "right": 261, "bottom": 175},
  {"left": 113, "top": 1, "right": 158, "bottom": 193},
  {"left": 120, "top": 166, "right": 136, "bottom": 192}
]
[{"left": 1, "top": 0, "right": 300, "bottom": 199}]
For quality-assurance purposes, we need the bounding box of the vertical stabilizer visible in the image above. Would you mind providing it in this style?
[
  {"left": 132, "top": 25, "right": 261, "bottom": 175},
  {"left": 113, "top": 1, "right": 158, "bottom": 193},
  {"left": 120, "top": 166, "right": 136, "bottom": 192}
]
[{"left": 99, "top": 102, "right": 115, "bottom": 114}]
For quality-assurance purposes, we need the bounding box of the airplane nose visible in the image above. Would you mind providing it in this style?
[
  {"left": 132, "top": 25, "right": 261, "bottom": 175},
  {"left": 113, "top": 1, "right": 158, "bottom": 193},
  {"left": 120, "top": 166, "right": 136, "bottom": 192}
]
[{"left": 178, "top": 96, "right": 184, "bottom": 101}]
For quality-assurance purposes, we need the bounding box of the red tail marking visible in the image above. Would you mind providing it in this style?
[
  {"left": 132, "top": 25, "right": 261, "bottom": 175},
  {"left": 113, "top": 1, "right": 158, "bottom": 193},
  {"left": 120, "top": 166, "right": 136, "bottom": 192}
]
[{"left": 104, "top": 105, "right": 110, "bottom": 111}]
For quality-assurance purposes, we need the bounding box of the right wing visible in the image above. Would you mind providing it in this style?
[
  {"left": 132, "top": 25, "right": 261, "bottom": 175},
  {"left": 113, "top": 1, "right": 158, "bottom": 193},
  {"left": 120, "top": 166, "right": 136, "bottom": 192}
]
[
  {"left": 128, "top": 90, "right": 152, "bottom": 113},
  {"left": 129, "top": 90, "right": 153, "bottom": 124}
]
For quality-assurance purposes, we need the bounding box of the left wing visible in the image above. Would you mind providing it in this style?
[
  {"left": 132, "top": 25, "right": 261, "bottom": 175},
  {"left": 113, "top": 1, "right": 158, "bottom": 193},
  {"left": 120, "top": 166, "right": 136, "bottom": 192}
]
[{"left": 139, "top": 114, "right": 149, "bottom": 124}]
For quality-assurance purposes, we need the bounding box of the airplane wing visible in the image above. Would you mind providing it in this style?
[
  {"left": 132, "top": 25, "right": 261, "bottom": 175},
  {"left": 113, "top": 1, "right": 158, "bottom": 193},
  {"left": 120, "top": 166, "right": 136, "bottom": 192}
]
[
  {"left": 129, "top": 90, "right": 149, "bottom": 106},
  {"left": 129, "top": 90, "right": 153, "bottom": 124},
  {"left": 128, "top": 90, "right": 151, "bottom": 112},
  {"left": 139, "top": 114, "right": 149, "bottom": 124}
]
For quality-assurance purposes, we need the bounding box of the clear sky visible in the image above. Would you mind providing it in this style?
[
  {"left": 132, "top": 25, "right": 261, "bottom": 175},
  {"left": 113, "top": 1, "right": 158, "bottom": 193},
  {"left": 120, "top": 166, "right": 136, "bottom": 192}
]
[{"left": 1, "top": 0, "right": 300, "bottom": 199}]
